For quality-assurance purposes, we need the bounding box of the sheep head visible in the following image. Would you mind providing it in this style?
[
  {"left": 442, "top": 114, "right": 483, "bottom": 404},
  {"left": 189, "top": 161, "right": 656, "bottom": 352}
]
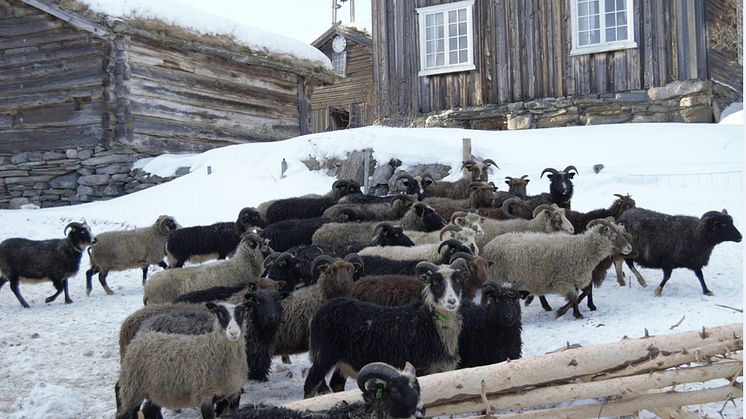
[
  {"left": 611, "top": 194, "right": 636, "bottom": 217},
  {"left": 156, "top": 215, "right": 179, "bottom": 235},
  {"left": 64, "top": 221, "right": 96, "bottom": 248},
  {"left": 372, "top": 223, "right": 415, "bottom": 247},
  {"left": 237, "top": 207, "right": 265, "bottom": 229},
  {"left": 541, "top": 166, "right": 578, "bottom": 203},
  {"left": 504, "top": 175, "right": 530, "bottom": 197},
  {"left": 358, "top": 362, "right": 423, "bottom": 418},
  {"left": 701, "top": 210, "right": 742, "bottom": 243},
  {"left": 587, "top": 218, "right": 632, "bottom": 255},
  {"left": 331, "top": 179, "right": 362, "bottom": 198},
  {"left": 312, "top": 255, "right": 354, "bottom": 299}
]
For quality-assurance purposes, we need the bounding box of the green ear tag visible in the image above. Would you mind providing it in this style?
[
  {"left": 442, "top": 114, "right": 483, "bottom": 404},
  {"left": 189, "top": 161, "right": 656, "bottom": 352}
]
[
  {"left": 376, "top": 388, "right": 383, "bottom": 399},
  {"left": 435, "top": 311, "right": 449, "bottom": 322}
]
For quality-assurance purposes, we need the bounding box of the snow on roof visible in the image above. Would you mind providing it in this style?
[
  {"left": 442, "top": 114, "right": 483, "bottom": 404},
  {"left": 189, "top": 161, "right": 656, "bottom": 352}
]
[{"left": 77, "top": 0, "right": 332, "bottom": 69}]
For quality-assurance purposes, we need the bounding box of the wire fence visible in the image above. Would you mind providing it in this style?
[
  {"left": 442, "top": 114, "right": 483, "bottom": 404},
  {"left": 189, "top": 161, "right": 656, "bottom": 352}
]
[{"left": 612, "top": 170, "right": 743, "bottom": 188}]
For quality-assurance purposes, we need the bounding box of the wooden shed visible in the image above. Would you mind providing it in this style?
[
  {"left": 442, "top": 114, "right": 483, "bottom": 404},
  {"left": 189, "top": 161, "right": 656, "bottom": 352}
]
[
  {"left": 371, "top": 0, "right": 742, "bottom": 128},
  {"left": 310, "top": 25, "right": 375, "bottom": 132},
  {"left": 0, "top": 0, "right": 336, "bottom": 155}
]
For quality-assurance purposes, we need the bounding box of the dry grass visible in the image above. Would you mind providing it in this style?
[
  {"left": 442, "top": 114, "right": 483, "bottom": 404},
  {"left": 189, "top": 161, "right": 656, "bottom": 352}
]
[{"left": 709, "top": 0, "right": 743, "bottom": 66}]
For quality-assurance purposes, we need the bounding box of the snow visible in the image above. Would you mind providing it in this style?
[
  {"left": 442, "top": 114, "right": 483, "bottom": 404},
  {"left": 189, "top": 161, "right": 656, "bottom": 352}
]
[
  {"left": 78, "top": 0, "right": 332, "bottom": 69},
  {"left": 720, "top": 103, "right": 744, "bottom": 124},
  {"left": 0, "top": 122, "right": 743, "bottom": 418}
]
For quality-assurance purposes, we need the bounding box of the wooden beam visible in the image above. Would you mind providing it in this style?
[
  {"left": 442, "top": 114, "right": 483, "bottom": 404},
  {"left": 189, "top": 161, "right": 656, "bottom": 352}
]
[{"left": 19, "top": 0, "right": 111, "bottom": 38}]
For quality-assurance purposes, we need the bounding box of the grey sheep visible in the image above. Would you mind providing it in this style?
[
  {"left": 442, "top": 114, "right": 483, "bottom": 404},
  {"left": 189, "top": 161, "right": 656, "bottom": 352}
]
[
  {"left": 322, "top": 194, "right": 418, "bottom": 221},
  {"left": 422, "top": 182, "right": 495, "bottom": 220},
  {"left": 115, "top": 301, "right": 248, "bottom": 419},
  {"left": 142, "top": 232, "right": 272, "bottom": 305},
  {"left": 477, "top": 203, "right": 574, "bottom": 248},
  {"left": 0, "top": 222, "right": 96, "bottom": 308},
  {"left": 358, "top": 226, "right": 478, "bottom": 261},
  {"left": 424, "top": 159, "right": 499, "bottom": 199},
  {"left": 404, "top": 211, "right": 485, "bottom": 245},
  {"left": 617, "top": 207, "right": 742, "bottom": 296},
  {"left": 483, "top": 218, "right": 632, "bottom": 319},
  {"left": 85, "top": 215, "right": 178, "bottom": 296}
]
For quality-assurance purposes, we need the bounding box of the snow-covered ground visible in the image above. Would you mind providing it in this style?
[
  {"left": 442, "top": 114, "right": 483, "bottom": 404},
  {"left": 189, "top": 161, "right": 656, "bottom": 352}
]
[{"left": 0, "top": 120, "right": 743, "bottom": 418}]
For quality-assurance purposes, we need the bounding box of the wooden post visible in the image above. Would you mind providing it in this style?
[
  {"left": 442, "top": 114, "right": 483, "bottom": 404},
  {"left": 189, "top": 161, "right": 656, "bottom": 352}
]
[
  {"left": 462, "top": 138, "right": 472, "bottom": 179},
  {"left": 363, "top": 149, "right": 371, "bottom": 194}
]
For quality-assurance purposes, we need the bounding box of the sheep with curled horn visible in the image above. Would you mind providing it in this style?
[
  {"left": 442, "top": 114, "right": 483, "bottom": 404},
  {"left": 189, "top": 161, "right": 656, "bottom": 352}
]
[
  {"left": 85, "top": 215, "right": 178, "bottom": 296},
  {"left": 492, "top": 175, "right": 530, "bottom": 208},
  {"left": 476, "top": 203, "right": 574, "bottom": 249},
  {"left": 483, "top": 218, "right": 632, "bottom": 319},
  {"left": 403, "top": 211, "right": 484, "bottom": 245},
  {"left": 323, "top": 194, "right": 418, "bottom": 222},
  {"left": 258, "top": 179, "right": 361, "bottom": 224},
  {"left": 422, "top": 181, "right": 495, "bottom": 220},
  {"left": 475, "top": 196, "right": 534, "bottom": 221},
  {"left": 0, "top": 221, "right": 96, "bottom": 308},
  {"left": 358, "top": 224, "right": 479, "bottom": 261},
  {"left": 521, "top": 165, "right": 579, "bottom": 211},
  {"left": 390, "top": 174, "right": 436, "bottom": 200},
  {"left": 420, "top": 159, "right": 499, "bottom": 200}
]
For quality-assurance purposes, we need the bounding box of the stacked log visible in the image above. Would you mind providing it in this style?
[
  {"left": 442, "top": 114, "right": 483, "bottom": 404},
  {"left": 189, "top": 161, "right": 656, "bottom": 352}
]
[{"left": 286, "top": 323, "right": 742, "bottom": 418}]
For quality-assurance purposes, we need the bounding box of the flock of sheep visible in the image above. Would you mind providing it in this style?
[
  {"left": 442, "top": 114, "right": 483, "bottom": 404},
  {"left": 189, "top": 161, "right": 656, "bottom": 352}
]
[{"left": 0, "top": 158, "right": 741, "bottom": 419}]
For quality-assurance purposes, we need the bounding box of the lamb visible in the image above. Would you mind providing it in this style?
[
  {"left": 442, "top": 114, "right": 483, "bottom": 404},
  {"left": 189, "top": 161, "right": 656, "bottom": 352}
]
[
  {"left": 476, "top": 203, "right": 575, "bottom": 248},
  {"left": 142, "top": 232, "right": 272, "bottom": 305},
  {"left": 274, "top": 254, "right": 360, "bottom": 362},
  {"left": 303, "top": 259, "right": 467, "bottom": 397},
  {"left": 483, "top": 218, "right": 632, "bottom": 319},
  {"left": 229, "top": 362, "right": 425, "bottom": 419},
  {"left": 458, "top": 280, "right": 523, "bottom": 368},
  {"left": 617, "top": 208, "right": 742, "bottom": 296},
  {"left": 322, "top": 194, "right": 418, "bottom": 222},
  {"left": 165, "top": 207, "right": 264, "bottom": 268},
  {"left": 85, "top": 215, "right": 179, "bottom": 295},
  {"left": 0, "top": 222, "right": 96, "bottom": 308},
  {"left": 259, "top": 179, "right": 361, "bottom": 224},
  {"left": 491, "top": 175, "right": 530, "bottom": 207},
  {"left": 115, "top": 302, "right": 248, "bottom": 419},
  {"left": 312, "top": 202, "right": 446, "bottom": 246}
]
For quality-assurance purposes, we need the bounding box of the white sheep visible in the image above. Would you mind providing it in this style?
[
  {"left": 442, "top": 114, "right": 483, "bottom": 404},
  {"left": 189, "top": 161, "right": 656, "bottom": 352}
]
[
  {"left": 358, "top": 225, "right": 478, "bottom": 261},
  {"left": 115, "top": 301, "right": 248, "bottom": 419},
  {"left": 477, "top": 203, "right": 574, "bottom": 248},
  {"left": 142, "top": 232, "right": 271, "bottom": 305}
]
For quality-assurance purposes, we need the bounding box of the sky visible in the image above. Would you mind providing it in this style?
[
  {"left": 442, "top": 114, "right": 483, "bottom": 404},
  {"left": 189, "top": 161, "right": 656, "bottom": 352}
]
[{"left": 0, "top": 118, "right": 742, "bottom": 418}]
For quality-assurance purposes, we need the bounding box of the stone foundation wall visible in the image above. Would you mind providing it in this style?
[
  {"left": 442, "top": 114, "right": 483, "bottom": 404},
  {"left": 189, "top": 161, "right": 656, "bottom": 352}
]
[
  {"left": 0, "top": 146, "right": 180, "bottom": 209},
  {"left": 420, "top": 79, "right": 737, "bottom": 130}
]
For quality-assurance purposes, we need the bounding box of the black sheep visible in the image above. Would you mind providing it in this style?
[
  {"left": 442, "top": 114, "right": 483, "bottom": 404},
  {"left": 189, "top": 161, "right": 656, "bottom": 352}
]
[
  {"left": 260, "top": 208, "right": 366, "bottom": 253},
  {"left": 618, "top": 207, "right": 742, "bottom": 296},
  {"left": 304, "top": 259, "right": 468, "bottom": 397},
  {"left": 0, "top": 222, "right": 96, "bottom": 308},
  {"left": 263, "top": 179, "right": 361, "bottom": 224},
  {"left": 458, "top": 281, "right": 522, "bottom": 368},
  {"left": 524, "top": 166, "right": 578, "bottom": 211},
  {"left": 165, "top": 207, "right": 264, "bottom": 268}
]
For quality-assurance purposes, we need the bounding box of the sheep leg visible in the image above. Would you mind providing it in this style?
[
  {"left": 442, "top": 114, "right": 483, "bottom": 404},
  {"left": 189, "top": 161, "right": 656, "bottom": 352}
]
[
  {"left": 8, "top": 276, "right": 30, "bottom": 308},
  {"left": 0, "top": 276, "right": 5, "bottom": 290},
  {"left": 45, "top": 278, "right": 72, "bottom": 304},
  {"left": 199, "top": 401, "right": 216, "bottom": 419},
  {"left": 98, "top": 270, "right": 115, "bottom": 295},
  {"left": 539, "top": 296, "right": 552, "bottom": 311},
  {"left": 140, "top": 400, "right": 163, "bottom": 419},
  {"left": 556, "top": 292, "right": 583, "bottom": 319},
  {"left": 158, "top": 261, "right": 168, "bottom": 269},
  {"left": 329, "top": 367, "right": 347, "bottom": 392},
  {"left": 141, "top": 266, "right": 148, "bottom": 285},
  {"left": 85, "top": 267, "right": 99, "bottom": 295},
  {"left": 625, "top": 259, "right": 648, "bottom": 287},
  {"left": 654, "top": 267, "right": 673, "bottom": 297},
  {"left": 523, "top": 295, "right": 534, "bottom": 307},
  {"left": 693, "top": 268, "right": 713, "bottom": 296},
  {"left": 303, "top": 357, "right": 335, "bottom": 398},
  {"left": 585, "top": 285, "right": 596, "bottom": 311},
  {"left": 614, "top": 258, "right": 626, "bottom": 286}
]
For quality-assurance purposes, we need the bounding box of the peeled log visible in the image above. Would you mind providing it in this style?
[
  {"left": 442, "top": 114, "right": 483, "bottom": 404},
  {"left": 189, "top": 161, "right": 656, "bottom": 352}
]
[{"left": 284, "top": 323, "right": 742, "bottom": 415}]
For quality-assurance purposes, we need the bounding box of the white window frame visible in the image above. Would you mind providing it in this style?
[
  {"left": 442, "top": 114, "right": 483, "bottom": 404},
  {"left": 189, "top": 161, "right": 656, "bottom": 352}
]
[
  {"left": 416, "top": 0, "right": 476, "bottom": 77},
  {"left": 332, "top": 51, "right": 346, "bottom": 76},
  {"left": 570, "top": 0, "right": 637, "bottom": 56}
]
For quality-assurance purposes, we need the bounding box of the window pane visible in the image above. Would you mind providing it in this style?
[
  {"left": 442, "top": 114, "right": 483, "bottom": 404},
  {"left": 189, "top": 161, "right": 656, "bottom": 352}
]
[
  {"left": 592, "top": 15, "right": 599, "bottom": 28},
  {"left": 458, "top": 22, "right": 466, "bottom": 35},
  {"left": 589, "top": 0, "right": 598, "bottom": 14},
  {"left": 590, "top": 30, "right": 600, "bottom": 44},
  {"left": 605, "top": 12, "right": 615, "bottom": 27},
  {"left": 449, "top": 37, "right": 457, "bottom": 50},
  {"left": 618, "top": 11, "right": 627, "bottom": 25},
  {"left": 437, "top": 39, "right": 444, "bottom": 52},
  {"left": 606, "top": 27, "right": 616, "bottom": 41},
  {"left": 436, "top": 54, "right": 444, "bottom": 66},
  {"left": 458, "top": 8, "right": 466, "bottom": 21},
  {"left": 426, "top": 27, "right": 434, "bottom": 40},
  {"left": 437, "top": 25, "right": 444, "bottom": 38},
  {"left": 449, "top": 10, "right": 457, "bottom": 22},
  {"left": 449, "top": 23, "right": 457, "bottom": 37},
  {"left": 436, "top": 12, "right": 443, "bottom": 25},
  {"left": 617, "top": 0, "right": 625, "bottom": 11},
  {"left": 605, "top": 0, "right": 616, "bottom": 11},
  {"left": 579, "top": 2, "right": 588, "bottom": 16},
  {"left": 579, "top": 31, "right": 590, "bottom": 46},
  {"left": 426, "top": 14, "right": 434, "bottom": 26},
  {"left": 459, "top": 49, "right": 467, "bottom": 63},
  {"left": 579, "top": 16, "right": 588, "bottom": 31},
  {"left": 449, "top": 51, "right": 458, "bottom": 63},
  {"left": 617, "top": 26, "right": 627, "bottom": 40}
]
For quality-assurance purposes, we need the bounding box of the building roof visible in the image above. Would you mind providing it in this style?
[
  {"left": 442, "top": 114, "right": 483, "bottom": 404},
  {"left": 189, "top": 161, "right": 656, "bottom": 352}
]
[{"left": 311, "top": 24, "right": 372, "bottom": 49}]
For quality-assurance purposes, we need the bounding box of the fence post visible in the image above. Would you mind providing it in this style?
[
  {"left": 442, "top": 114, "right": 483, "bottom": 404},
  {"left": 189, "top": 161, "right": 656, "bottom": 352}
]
[{"left": 462, "top": 138, "right": 472, "bottom": 179}]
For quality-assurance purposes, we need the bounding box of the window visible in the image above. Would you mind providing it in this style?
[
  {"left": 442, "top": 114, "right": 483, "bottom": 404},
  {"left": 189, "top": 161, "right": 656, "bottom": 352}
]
[
  {"left": 570, "top": 0, "right": 637, "bottom": 56},
  {"left": 332, "top": 51, "right": 346, "bottom": 76},
  {"left": 416, "top": 0, "right": 475, "bottom": 77}
]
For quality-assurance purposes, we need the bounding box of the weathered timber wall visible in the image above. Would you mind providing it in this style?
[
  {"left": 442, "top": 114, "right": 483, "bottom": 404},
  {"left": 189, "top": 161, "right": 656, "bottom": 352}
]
[
  {"left": 311, "top": 40, "right": 375, "bottom": 132},
  {"left": 0, "top": 0, "right": 105, "bottom": 152},
  {"left": 374, "top": 0, "right": 713, "bottom": 123},
  {"left": 705, "top": 0, "right": 743, "bottom": 97}
]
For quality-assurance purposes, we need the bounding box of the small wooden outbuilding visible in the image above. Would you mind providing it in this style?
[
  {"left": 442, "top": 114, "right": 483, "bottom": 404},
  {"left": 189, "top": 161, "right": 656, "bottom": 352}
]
[{"left": 310, "top": 25, "right": 375, "bottom": 133}]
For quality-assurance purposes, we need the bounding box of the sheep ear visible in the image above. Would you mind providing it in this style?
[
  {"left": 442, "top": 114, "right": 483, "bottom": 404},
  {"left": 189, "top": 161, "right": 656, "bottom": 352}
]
[
  {"left": 206, "top": 302, "right": 218, "bottom": 312},
  {"left": 418, "top": 273, "right": 431, "bottom": 284},
  {"left": 722, "top": 209, "right": 728, "bottom": 215}
]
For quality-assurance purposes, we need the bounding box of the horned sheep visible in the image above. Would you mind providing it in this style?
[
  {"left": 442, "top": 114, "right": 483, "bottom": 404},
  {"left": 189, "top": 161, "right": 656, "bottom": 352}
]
[
  {"left": 85, "top": 215, "right": 178, "bottom": 295},
  {"left": 0, "top": 222, "right": 96, "bottom": 308},
  {"left": 259, "top": 179, "right": 361, "bottom": 224}
]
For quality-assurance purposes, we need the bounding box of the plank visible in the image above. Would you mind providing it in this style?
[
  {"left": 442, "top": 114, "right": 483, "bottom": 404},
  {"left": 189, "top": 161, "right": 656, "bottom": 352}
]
[
  {"left": 642, "top": 0, "right": 655, "bottom": 87},
  {"left": 13, "top": 100, "right": 105, "bottom": 129},
  {"left": 133, "top": 115, "right": 299, "bottom": 144},
  {"left": 0, "top": 125, "right": 100, "bottom": 153},
  {"left": 0, "top": 52, "right": 101, "bottom": 82},
  {"left": 0, "top": 68, "right": 101, "bottom": 96},
  {"left": 495, "top": 0, "right": 510, "bottom": 103}
]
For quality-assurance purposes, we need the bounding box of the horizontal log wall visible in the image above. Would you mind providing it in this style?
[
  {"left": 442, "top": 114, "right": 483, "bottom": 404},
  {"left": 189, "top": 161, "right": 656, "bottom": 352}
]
[
  {"left": 123, "top": 36, "right": 304, "bottom": 154},
  {"left": 0, "top": 0, "right": 104, "bottom": 153},
  {"left": 374, "top": 0, "right": 712, "bottom": 121}
]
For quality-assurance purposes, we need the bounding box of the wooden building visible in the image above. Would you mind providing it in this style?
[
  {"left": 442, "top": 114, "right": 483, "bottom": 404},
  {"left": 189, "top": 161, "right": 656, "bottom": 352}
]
[
  {"left": 310, "top": 25, "right": 375, "bottom": 133},
  {"left": 371, "top": 0, "right": 743, "bottom": 127},
  {"left": 0, "top": 0, "right": 336, "bottom": 155}
]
